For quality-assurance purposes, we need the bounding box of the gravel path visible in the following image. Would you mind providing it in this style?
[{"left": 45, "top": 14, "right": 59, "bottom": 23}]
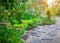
[{"left": 22, "top": 17, "right": 60, "bottom": 43}]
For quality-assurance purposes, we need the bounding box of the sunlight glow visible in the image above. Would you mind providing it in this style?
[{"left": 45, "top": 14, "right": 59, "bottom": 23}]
[{"left": 47, "top": 0, "right": 55, "bottom": 8}]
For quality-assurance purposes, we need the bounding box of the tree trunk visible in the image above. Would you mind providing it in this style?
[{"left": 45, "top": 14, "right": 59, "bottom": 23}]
[{"left": 47, "top": 10, "right": 51, "bottom": 19}]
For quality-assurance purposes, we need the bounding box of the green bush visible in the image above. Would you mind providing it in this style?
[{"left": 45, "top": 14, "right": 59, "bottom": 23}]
[
  {"left": 0, "top": 0, "right": 28, "bottom": 43},
  {"left": 38, "top": 14, "right": 55, "bottom": 25},
  {"left": 0, "top": 28, "right": 24, "bottom": 43},
  {"left": 0, "top": 0, "right": 40, "bottom": 43},
  {"left": 19, "top": 18, "right": 39, "bottom": 30}
]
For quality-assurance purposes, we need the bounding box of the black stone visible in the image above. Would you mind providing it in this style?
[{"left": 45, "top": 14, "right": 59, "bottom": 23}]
[{"left": 21, "top": 34, "right": 29, "bottom": 40}]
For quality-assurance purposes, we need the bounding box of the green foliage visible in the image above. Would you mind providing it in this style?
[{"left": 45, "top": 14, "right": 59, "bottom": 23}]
[
  {"left": 56, "top": 7, "right": 60, "bottom": 16},
  {"left": 21, "top": 18, "right": 40, "bottom": 30},
  {"left": 0, "top": 28, "right": 24, "bottom": 43},
  {"left": 38, "top": 14, "right": 55, "bottom": 25},
  {"left": 0, "top": 0, "right": 28, "bottom": 43},
  {"left": 19, "top": 0, "right": 40, "bottom": 30}
]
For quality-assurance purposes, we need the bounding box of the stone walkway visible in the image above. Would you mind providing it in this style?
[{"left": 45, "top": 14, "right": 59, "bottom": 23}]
[{"left": 22, "top": 17, "right": 60, "bottom": 43}]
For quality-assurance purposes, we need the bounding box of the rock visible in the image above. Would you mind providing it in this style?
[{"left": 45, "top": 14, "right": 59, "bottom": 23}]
[
  {"left": 43, "top": 27, "right": 52, "bottom": 31},
  {"left": 41, "top": 39, "right": 53, "bottom": 43},
  {"left": 49, "top": 25, "right": 55, "bottom": 29},
  {"left": 21, "top": 34, "right": 29, "bottom": 40},
  {"left": 55, "top": 24, "right": 60, "bottom": 27},
  {"left": 41, "top": 35, "right": 53, "bottom": 40},
  {"left": 55, "top": 27, "right": 60, "bottom": 30},
  {"left": 29, "top": 31, "right": 37, "bottom": 34},
  {"left": 29, "top": 37, "right": 41, "bottom": 43},
  {"left": 37, "top": 29, "right": 46, "bottom": 34},
  {"left": 36, "top": 26, "right": 43, "bottom": 29},
  {"left": 31, "top": 33, "right": 41, "bottom": 37},
  {"left": 29, "top": 31, "right": 41, "bottom": 37},
  {"left": 47, "top": 29, "right": 57, "bottom": 36}
]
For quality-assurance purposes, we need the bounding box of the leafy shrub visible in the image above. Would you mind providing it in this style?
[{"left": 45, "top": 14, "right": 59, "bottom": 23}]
[
  {"left": 0, "top": 0, "right": 28, "bottom": 43},
  {"left": 21, "top": 18, "right": 40, "bottom": 30},
  {"left": 0, "top": 28, "right": 24, "bottom": 43},
  {"left": 38, "top": 14, "right": 55, "bottom": 25}
]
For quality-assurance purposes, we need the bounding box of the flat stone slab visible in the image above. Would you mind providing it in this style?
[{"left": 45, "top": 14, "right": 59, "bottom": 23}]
[
  {"left": 55, "top": 27, "right": 60, "bottom": 30},
  {"left": 41, "top": 40, "right": 53, "bottom": 43},
  {"left": 29, "top": 31, "right": 41, "bottom": 37},
  {"left": 29, "top": 37, "right": 41, "bottom": 43},
  {"left": 43, "top": 27, "right": 53, "bottom": 31},
  {"left": 29, "top": 31, "right": 37, "bottom": 34},
  {"left": 36, "top": 26, "right": 43, "bottom": 29},
  {"left": 47, "top": 30, "right": 57, "bottom": 36},
  {"left": 37, "top": 29, "right": 47, "bottom": 34},
  {"left": 41, "top": 35, "right": 53, "bottom": 40}
]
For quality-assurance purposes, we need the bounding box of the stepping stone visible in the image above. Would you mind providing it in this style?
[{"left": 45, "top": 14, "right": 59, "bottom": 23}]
[
  {"left": 29, "top": 37, "right": 41, "bottom": 43},
  {"left": 36, "top": 26, "right": 43, "bottom": 29},
  {"left": 29, "top": 31, "right": 41, "bottom": 37},
  {"left": 21, "top": 34, "right": 29, "bottom": 40},
  {"left": 41, "top": 39, "right": 53, "bottom": 43},
  {"left": 47, "top": 30, "right": 57, "bottom": 36},
  {"left": 55, "top": 24, "right": 60, "bottom": 27},
  {"left": 41, "top": 35, "right": 53, "bottom": 40},
  {"left": 55, "top": 27, "right": 60, "bottom": 30},
  {"left": 49, "top": 25, "right": 55, "bottom": 29},
  {"left": 37, "top": 29, "right": 46, "bottom": 34},
  {"left": 29, "top": 31, "right": 37, "bottom": 34},
  {"left": 43, "top": 27, "right": 52, "bottom": 31},
  {"left": 31, "top": 33, "right": 41, "bottom": 37}
]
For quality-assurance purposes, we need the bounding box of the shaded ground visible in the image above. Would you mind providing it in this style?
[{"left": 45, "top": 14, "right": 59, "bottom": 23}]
[{"left": 22, "top": 17, "right": 60, "bottom": 43}]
